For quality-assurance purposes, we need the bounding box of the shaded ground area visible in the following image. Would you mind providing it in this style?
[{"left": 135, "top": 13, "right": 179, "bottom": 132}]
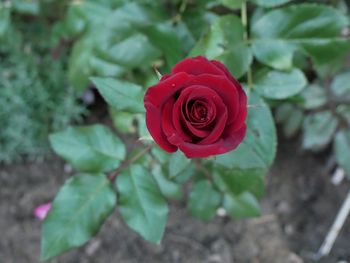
[{"left": 1, "top": 137, "right": 349, "bottom": 263}]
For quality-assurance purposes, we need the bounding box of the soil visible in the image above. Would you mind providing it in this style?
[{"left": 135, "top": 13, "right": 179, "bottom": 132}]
[{"left": 1, "top": 135, "right": 350, "bottom": 263}]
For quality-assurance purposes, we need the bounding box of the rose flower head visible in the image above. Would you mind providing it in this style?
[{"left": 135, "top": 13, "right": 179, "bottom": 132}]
[{"left": 144, "top": 56, "right": 247, "bottom": 158}]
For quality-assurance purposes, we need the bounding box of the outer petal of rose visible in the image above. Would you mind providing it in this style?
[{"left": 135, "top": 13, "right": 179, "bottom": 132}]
[
  {"left": 211, "top": 59, "right": 248, "bottom": 130},
  {"left": 33, "top": 203, "right": 52, "bottom": 221},
  {"left": 179, "top": 124, "right": 247, "bottom": 158},
  {"left": 160, "top": 74, "right": 171, "bottom": 81},
  {"left": 211, "top": 60, "right": 242, "bottom": 89},
  {"left": 165, "top": 97, "right": 193, "bottom": 142},
  {"left": 161, "top": 98, "right": 186, "bottom": 147},
  {"left": 145, "top": 102, "right": 177, "bottom": 152},
  {"left": 144, "top": 72, "right": 191, "bottom": 108},
  {"left": 172, "top": 56, "right": 226, "bottom": 76},
  {"left": 227, "top": 88, "right": 247, "bottom": 132},
  {"left": 184, "top": 74, "right": 239, "bottom": 125},
  {"left": 221, "top": 123, "right": 247, "bottom": 151}
]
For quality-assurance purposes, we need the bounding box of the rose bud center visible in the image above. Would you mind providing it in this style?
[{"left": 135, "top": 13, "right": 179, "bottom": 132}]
[{"left": 185, "top": 98, "right": 216, "bottom": 129}]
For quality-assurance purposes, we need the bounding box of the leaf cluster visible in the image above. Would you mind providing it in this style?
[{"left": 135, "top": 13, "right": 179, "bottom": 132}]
[{"left": 38, "top": 0, "right": 350, "bottom": 260}]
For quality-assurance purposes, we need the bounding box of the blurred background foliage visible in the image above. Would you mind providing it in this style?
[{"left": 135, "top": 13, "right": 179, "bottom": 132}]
[
  {"left": 1, "top": 0, "right": 350, "bottom": 173},
  {"left": 0, "top": 0, "right": 84, "bottom": 162}
]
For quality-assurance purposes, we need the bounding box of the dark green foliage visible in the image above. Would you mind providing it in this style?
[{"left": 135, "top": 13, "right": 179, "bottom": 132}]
[{"left": 0, "top": 4, "right": 84, "bottom": 162}]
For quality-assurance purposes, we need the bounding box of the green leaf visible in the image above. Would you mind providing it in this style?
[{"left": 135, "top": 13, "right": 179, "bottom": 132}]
[
  {"left": 141, "top": 23, "right": 183, "bottom": 68},
  {"left": 50, "top": 125, "right": 126, "bottom": 173},
  {"left": 168, "top": 151, "right": 191, "bottom": 178},
  {"left": 213, "top": 168, "right": 265, "bottom": 198},
  {"left": 215, "top": 92, "right": 277, "bottom": 170},
  {"left": 109, "top": 108, "right": 137, "bottom": 134},
  {"left": 151, "top": 147, "right": 170, "bottom": 164},
  {"left": 251, "top": 41, "right": 294, "bottom": 70},
  {"left": 191, "top": 15, "right": 252, "bottom": 78},
  {"left": 107, "top": 2, "right": 167, "bottom": 26},
  {"left": 336, "top": 105, "right": 350, "bottom": 126},
  {"left": 283, "top": 108, "right": 303, "bottom": 138},
  {"left": 13, "top": 0, "right": 39, "bottom": 15},
  {"left": 302, "top": 111, "right": 338, "bottom": 151},
  {"left": 220, "top": 0, "right": 245, "bottom": 9},
  {"left": 107, "top": 33, "right": 161, "bottom": 68},
  {"left": 117, "top": 165, "right": 168, "bottom": 244},
  {"left": 91, "top": 77, "right": 145, "bottom": 113},
  {"left": 275, "top": 103, "right": 303, "bottom": 138},
  {"left": 174, "top": 165, "right": 195, "bottom": 184},
  {"left": 275, "top": 103, "right": 293, "bottom": 123},
  {"left": 0, "top": 4, "right": 11, "bottom": 37},
  {"left": 41, "top": 174, "right": 116, "bottom": 260},
  {"left": 62, "top": 2, "right": 168, "bottom": 91},
  {"left": 224, "top": 192, "right": 261, "bottom": 219},
  {"left": 331, "top": 72, "right": 350, "bottom": 97},
  {"left": 152, "top": 164, "right": 182, "bottom": 199},
  {"left": 135, "top": 114, "right": 152, "bottom": 142},
  {"left": 254, "top": 68, "right": 307, "bottom": 99},
  {"left": 334, "top": 130, "right": 350, "bottom": 177},
  {"left": 251, "top": 4, "right": 350, "bottom": 70},
  {"left": 68, "top": 40, "right": 93, "bottom": 91},
  {"left": 251, "top": 0, "right": 291, "bottom": 8},
  {"left": 301, "top": 84, "right": 327, "bottom": 110},
  {"left": 173, "top": 21, "right": 196, "bottom": 53},
  {"left": 188, "top": 180, "right": 221, "bottom": 220},
  {"left": 89, "top": 55, "right": 125, "bottom": 78}
]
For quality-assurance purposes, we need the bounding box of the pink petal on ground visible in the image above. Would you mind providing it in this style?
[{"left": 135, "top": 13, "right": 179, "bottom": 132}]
[{"left": 33, "top": 203, "right": 51, "bottom": 220}]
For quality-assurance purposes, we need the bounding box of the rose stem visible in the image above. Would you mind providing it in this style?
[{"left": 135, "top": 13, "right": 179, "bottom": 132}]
[
  {"left": 193, "top": 160, "right": 213, "bottom": 183},
  {"left": 179, "top": 0, "right": 188, "bottom": 13},
  {"left": 315, "top": 188, "right": 350, "bottom": 259},
  {"left": 108, "top": 144, "right": 153, "bottom": 182},
  {"left": 241, "top": 1, "right": 253, "bottom": 90}
]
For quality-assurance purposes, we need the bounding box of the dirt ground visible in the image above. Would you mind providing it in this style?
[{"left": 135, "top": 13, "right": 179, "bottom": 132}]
[{"left": 1, "top": 135, "right": 349, "bottom": 263}]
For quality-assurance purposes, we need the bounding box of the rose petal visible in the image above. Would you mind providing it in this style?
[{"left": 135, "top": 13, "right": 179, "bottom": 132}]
[
  {"left": 211, "top": 60, "right": 241, "bottom": 88},
  {"left": 182, "top": 85, "right": 228, "bottom": 143},
  {"left": 185, "top": 74, "right": 239, "bottom": 125},
  {"left": 185, "top": 87, "right": 217, "bottom": 126},
  {"left": 33, "top": 203, "right": 52, "bottom": 221},
  {"left": 161, "top": 98, "right": 186, "bottom": 147},
  {"left": 228, "top": 88, "right": 247, "bottom": 132},
  {"left": 173, "top": 86, "right": 212, "bottom": 139},
  {"left": 144, "top": 72, "right": 192, "bottom": 152},
  {"left": 163, "top": 98, "right": 192, "bottom": 142},
  {"left": 221, "top": 123, "right": 247, "bottom": 150},
  {"left": 179, "top": 124, "right": 247, "bottom": 158},
  {"left": 160, "top": 73, "right": 171, "bottom": 81},
  {"left": 211, "top": 59, "right": 247, "bottom": 129},
  {"left": 172, "top": 56, "right": 226, "bottom": 76},
  {"left": 144, "top": 72, "right": 191, "bottom": 108},
  {"left": 145, "top": 102, "right": 177, "bottom": 152},
  {"left": 198, "top": 105, "right": 227, "bottom": 145}
]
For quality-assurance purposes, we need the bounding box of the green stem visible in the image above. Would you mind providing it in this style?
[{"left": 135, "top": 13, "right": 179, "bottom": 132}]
[
  {"left": 108, "top": 144, "right": 153, "bottom": 182},
  {"left": 241, "top": 1, "right": 253, "bottom": 90},
  {"left": 193, "top": 160, "right": 213, "bottom": 184},
  {"left": 180, "top": 0, "right": 188, "bottom": 13},
  {"left": 241, "top": 1, "right": 248, "bottom": 41}
]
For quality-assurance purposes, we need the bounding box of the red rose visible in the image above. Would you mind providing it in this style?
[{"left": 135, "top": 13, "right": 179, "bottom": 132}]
[{"left": 144, "top": 56, "right": 247, "bottom": 158}]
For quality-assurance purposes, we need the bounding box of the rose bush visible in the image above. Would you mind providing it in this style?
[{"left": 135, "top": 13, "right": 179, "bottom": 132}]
[
  {"left": 144, "top": 56, "right": 247, "bottom": 158},
  {"left": 37, "top": 0, "right": 350, "bottom": 260}
]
